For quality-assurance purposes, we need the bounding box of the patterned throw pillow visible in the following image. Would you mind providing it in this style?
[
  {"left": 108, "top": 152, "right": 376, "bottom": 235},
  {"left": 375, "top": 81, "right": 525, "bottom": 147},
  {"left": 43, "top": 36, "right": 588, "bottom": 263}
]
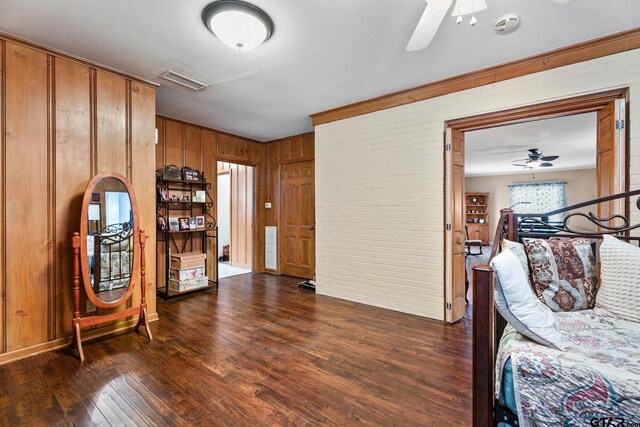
[{"left": 522, "top": 238, "right": 598, "bottom": 312}]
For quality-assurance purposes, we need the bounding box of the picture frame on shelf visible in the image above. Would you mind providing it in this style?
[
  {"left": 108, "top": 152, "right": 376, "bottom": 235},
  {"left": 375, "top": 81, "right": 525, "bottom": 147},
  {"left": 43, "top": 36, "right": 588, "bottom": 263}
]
[
  {"left": 189, "top": 217, "right": 197, "bottom": 230},
  {"left": 157, "top": 215, "right": 166, "bottom": 231},
  {"left": 193, "top": 191, "right": 206, "bottom": 203},
  {"left": 158, "top": 186, "right": 169, "bottom": 202},
  {"left": 180, "top": 195, "right": 191, "bottom": 202},
  {"left": 168, "top": 217, "right": 179, "bottom": 232},
  {"left": 169, "top": 194, "right": 179, "bottom": 202},
  {"left": 196, "top": 216, "right": 205, "bottom": 229},
  {"left": 178, "top": 217, "right": 190, "bottom": 231}
]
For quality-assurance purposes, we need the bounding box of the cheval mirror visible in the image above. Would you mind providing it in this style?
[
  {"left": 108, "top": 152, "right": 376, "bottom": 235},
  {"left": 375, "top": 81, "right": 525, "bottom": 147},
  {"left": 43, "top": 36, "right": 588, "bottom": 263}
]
[{"left": 71, "top": 172, "right": 152, "bottom": 361}]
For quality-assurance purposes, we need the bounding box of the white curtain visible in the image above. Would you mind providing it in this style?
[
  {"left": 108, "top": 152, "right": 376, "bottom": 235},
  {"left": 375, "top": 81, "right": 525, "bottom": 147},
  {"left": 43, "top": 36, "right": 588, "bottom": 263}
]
[{"left": 509, "top": 181, "right": 567, "bottom": 222}]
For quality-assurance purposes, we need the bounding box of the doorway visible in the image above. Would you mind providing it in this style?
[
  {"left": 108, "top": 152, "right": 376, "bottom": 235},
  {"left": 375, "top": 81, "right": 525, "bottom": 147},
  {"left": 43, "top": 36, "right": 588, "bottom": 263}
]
[
  {"left": 444, "top": 89, "right": 628, "bottom": 323},
  {"left": 217, "top": 161, "right": 255, "bottom": 279}
]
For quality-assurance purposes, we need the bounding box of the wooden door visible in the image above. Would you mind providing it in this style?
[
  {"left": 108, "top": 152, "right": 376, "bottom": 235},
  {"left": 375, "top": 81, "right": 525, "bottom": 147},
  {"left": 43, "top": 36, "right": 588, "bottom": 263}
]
[
  {"left": 478, "top": 224, "right": 489, "bottom": 244},
  {"left": 445, "top": 128, "right": 467, "bottom": 323},
  {"left": 596, "top": 99, "right": 625, "bottom": 222},
  {"left": 280, "top": 161, "right": 315, "bottom": 279}
]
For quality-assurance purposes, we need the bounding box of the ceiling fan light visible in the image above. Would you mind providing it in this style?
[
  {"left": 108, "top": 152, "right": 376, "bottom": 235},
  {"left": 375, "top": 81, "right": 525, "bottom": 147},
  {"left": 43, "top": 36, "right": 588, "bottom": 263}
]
[
  {"left": 202, "top": 1, "right": 274, "bottom": 51},
  {"left": 456, "top": 14, "right": 463, "bottom": 24},
  {"left": 451, "top": 0, "right": 487, "bottom": 17},
  {"left": 469, "top": 14, "right": 477, "bottom": 26}
]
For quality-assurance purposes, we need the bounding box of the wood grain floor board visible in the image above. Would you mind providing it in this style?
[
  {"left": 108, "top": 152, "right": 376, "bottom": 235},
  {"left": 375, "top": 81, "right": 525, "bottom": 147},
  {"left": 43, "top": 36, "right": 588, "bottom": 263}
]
[{"left": 0, "top": 273, "right": 472, "bottom": 426}]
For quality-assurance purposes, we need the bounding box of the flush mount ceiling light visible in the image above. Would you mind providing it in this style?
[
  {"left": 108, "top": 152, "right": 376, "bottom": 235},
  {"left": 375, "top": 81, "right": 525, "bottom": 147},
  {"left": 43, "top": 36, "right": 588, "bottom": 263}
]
[{"left": 202, "top": 0, "right": 274, "bottom": 51}]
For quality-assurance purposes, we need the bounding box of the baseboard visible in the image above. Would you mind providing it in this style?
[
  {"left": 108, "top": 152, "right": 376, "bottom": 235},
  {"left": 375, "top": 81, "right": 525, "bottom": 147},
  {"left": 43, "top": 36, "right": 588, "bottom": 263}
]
[{"left": 0, "top": 312, "right": 159, "bottom": 366}]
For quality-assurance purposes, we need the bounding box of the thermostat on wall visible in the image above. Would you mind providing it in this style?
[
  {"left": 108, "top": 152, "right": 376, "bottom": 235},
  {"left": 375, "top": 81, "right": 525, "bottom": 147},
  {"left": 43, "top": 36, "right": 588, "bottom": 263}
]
[{"left": 265, "top": 202, "right": 272, "bottom": 209}]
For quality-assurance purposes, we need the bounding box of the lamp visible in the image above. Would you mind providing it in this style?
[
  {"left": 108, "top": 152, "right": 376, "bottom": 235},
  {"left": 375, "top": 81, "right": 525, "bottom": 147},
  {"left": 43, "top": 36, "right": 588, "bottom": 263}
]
[
  {"left": 202, "top": 0, "right": 274, "bottom": 51},
  {"left": 452, "top": 0, "right": 487, "bottom": 26}
]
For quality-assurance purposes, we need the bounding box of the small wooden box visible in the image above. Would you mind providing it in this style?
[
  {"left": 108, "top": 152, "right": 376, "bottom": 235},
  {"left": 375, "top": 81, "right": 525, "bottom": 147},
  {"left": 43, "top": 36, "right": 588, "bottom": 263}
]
[{"left": 170, "top": 252, "right": 206, "bottom": 270}]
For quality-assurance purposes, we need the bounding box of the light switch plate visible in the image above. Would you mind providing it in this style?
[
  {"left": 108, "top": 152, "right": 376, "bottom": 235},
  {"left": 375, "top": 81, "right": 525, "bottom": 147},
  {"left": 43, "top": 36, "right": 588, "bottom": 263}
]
[{"left": 265, "top": 202, "right": 272, "bottom": 209}]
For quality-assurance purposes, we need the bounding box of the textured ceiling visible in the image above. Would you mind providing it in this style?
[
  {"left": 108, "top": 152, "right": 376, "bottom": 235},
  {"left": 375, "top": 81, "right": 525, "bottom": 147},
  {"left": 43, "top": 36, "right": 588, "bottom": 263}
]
[
  {"left": 465, "top": 112, "right": 597, "bottom": 177},
  {"left": 0, "top": 1, "right": 639, "bottom": 141}
]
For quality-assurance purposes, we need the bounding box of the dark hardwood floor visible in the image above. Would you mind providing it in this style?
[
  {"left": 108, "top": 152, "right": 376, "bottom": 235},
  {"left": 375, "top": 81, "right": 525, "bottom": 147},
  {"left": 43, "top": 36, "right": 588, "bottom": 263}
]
[{"left": 0, "top": 274, "right": 472, "bottom": 426}]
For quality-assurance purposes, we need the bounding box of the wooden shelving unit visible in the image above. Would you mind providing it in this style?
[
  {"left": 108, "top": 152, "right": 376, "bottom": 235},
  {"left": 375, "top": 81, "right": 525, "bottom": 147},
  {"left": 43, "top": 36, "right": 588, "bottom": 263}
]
[
  {"left": 465, "top": 192, "right": 490, "bottom": 245},
  {"left": 156, "top": 177, "right": 218, "bottom": 300}
]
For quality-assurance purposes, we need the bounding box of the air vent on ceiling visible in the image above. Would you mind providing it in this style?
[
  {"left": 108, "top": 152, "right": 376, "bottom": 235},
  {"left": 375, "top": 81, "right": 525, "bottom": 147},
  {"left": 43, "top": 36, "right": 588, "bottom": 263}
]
[
  {"left": 494, "top": 14, "right": 520, "bottom": 34},
  {"left": 160, "top": 70, "right": 208, "bottom": 91}
]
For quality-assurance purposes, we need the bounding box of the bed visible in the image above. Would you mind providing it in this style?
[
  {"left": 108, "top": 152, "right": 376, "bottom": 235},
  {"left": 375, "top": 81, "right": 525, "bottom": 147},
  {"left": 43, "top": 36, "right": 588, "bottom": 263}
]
[
  {"left": 472, "top": 190, "right": 640, "bottom": 427},
  {"left": 88, "top": 222, "right": 134, "bottom": 294}
]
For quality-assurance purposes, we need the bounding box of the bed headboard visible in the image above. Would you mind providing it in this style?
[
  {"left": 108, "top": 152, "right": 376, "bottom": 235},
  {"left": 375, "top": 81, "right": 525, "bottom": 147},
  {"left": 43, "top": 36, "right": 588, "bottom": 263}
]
[{"left": 472, "top": 189, "right": 640, "bottom": 427}]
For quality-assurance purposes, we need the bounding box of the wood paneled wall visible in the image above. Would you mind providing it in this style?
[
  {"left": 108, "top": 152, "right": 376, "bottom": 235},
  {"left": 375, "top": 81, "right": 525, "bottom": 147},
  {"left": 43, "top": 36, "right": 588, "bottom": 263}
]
[
  {"left": 0, "top": 37, "right": 157, "bottom": 364},
  {"left": 155, "top": 116, "right": 315, "bottom": 276},
  {"left": 257, "top": 133, "right": 315, "bottom": 273},
  {"left": 155, "top": 116, "right": 261, "bottom": 285}
]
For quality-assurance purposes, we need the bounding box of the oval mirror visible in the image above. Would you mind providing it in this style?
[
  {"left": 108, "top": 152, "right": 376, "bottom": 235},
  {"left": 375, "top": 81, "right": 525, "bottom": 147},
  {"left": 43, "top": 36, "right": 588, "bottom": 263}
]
[{"left": 80, "top": 173, "right": 139, "bottom": 308}]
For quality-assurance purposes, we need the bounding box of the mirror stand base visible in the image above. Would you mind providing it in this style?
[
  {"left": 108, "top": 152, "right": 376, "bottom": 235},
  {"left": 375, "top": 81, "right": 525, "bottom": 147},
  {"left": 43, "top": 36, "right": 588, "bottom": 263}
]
[{"left": 70, "top": 229, "right": 153, "bottom": 362}]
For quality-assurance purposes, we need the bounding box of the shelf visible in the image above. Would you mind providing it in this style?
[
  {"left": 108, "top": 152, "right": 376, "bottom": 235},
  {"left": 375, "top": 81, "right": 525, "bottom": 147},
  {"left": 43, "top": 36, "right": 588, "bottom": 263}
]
[
  {"left": 159, "top": 228, "right": 211, "bottom": 234},
  {"left": 467, "top": 204, "right": 487, "bottom": 207},
  {"left": 157, "top": 179, "right": 211, "bottom": 185},
  {"left": 159, "top": 201, "right": 208, "bottom": 205},
  {"left": 157, "top": 282, "right": 216, "bottom": 297}
]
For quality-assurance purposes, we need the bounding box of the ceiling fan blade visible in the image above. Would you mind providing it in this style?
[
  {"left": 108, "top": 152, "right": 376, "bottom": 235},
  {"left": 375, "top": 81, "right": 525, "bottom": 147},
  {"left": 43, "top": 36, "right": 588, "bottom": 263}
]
[
  {"left": 406, "top": 0, "right": 452, "bottom": 52},
  {"left": 541, "top": 155, "right": 559, "bottom": 161},
  {"left": 512, "top": 163, "right": 528, "bottom": 167},
  {"left": 540, "top": 162, "right": 554, "bottom": 167}
]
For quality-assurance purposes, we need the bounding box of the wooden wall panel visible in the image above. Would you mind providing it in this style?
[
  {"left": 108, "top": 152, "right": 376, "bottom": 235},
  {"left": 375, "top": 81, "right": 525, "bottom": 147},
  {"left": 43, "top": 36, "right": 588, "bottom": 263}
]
[
  {"left": 54, "top": 58, "right": 92, "bottom": 339},
  {"left": 0, "top": 34, "right": 157, "bottom": 363},
  {"left": 0, "top": 40, "right": 4, "bottom": 351},
  {"left": 164, "top": 119, "right": 184, "bottom": 167},
  {"left": 257, "top": 133, "right": 315, "bottom": 274},
  {"left": 4, "top": 42, "right": 50, "bottom": 351},
  {"left": 155, "top": 117, "right": 165, "bottom": 168},
  {"left": 96, "top": 71, "right": 127, "bottom": 175},
  {"left": 131, "top": 82, "right": 156, "bottom": 316},
  {"left": 153, "top": 117, "right": 313, "bottom": 277}
]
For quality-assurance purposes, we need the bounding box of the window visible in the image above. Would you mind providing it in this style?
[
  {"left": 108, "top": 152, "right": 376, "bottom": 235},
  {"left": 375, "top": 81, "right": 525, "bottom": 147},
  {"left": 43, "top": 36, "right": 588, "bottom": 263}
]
[{"left": 509, "top": 181, "right": 567, "bottom": 222}]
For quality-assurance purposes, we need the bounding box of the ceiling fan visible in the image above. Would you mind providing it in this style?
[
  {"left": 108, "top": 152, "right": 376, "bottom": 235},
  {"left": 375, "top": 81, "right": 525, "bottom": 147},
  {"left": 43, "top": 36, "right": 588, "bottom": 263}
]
[
  {"left": 512, "top": 148, "right": 559, "bottom": 169},
  {"left": 406, "top": 0, "right": 574, "bottom": 52}
]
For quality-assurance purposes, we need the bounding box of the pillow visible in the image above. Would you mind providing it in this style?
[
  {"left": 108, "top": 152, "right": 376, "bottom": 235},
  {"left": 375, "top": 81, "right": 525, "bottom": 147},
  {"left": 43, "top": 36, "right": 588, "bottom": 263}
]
[
  {"left": 491, "top": 250, "right": 565, "bottom": 350},
  {"left": 595, "top": 234, "right": 640, "bottom": 323},
  {"left": 501, "top": 239, "right": 532, "bottom": 287},
  {"left": 523, "top": 238, "right": 597, "bottom": 312}
]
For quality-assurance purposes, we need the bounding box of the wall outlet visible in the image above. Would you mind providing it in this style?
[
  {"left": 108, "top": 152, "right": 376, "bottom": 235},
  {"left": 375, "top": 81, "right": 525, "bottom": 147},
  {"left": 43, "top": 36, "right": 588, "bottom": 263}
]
[
  {"left": 265, "top": 202, "right": 272, "bottom": 209},
  {"left": 86, "top": 300, "right": 96, "bottom": 313}
]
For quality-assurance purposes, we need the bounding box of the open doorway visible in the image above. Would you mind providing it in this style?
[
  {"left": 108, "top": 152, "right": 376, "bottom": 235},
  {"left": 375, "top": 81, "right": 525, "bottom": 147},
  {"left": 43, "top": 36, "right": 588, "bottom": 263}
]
[
  {"left": 217, "top": 161, "right": 254, "bottom": 279},
  {"left": 463, "top": 112, "right": 599, "bottom": 305},
  {"left": 444, "top": 89, "right": 628, "bottom": 323}
]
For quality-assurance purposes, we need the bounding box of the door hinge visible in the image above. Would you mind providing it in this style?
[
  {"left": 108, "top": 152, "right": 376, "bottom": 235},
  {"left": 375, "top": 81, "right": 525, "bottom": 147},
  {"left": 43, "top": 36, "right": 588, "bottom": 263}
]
[
  {"left": 445, "top": 143, "right": 452, "bottom": 151},
  {"left": 446, "top": 303, "right": 452, "bottom": 310},
  {"left": 446, "top": 223, "right": 452, "bottom": 231},
  {"left": 616, "top": 119, "right": 625, "bottom": 130}
]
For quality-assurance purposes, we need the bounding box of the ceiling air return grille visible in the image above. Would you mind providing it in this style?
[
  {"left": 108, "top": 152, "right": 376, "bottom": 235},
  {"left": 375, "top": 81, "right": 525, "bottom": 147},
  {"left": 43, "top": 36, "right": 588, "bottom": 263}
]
[{"left": 160, "top": 70, "right": 208, "bottom": 91}]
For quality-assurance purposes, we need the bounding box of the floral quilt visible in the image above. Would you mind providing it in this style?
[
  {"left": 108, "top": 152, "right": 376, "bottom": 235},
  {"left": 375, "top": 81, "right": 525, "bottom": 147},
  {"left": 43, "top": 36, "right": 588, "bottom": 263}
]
[{"left": 496, "top": 310, "right": 640, "bottom": 426}]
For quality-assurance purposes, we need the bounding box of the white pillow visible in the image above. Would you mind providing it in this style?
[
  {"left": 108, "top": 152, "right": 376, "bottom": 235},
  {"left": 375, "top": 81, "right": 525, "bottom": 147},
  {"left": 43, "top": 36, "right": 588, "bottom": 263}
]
[
  {"left": 491, "top": 250, "right": 565, "bottom": 350},
  {"left": 596, "top": 234, "right": 640, "bottom": 323}
]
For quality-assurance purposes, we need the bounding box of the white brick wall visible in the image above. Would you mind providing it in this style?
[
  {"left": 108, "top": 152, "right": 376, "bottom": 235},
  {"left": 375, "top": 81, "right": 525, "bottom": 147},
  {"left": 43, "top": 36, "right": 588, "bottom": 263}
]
[{"left": 315, "top": 48, "right": 640, "bottom": 320}]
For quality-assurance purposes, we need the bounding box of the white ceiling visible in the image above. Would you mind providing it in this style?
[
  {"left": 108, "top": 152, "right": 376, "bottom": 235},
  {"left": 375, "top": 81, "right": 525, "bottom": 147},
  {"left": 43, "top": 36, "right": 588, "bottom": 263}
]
[
  {"left": 465, "top": 112, "right": 597, "bottom": 177},
  {"left": 0, "top": 1, "right": 639, "bottom": 141}
]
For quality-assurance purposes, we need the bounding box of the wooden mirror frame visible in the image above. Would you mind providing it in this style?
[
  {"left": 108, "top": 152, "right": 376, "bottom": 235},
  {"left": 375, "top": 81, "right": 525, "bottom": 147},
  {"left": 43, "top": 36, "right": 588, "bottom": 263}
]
[
  {"left": 80, "top": 173, "right": 140, "bottom": 308},
  {"left": 71, "top": 172, "right": 152, "bottom": 361}
]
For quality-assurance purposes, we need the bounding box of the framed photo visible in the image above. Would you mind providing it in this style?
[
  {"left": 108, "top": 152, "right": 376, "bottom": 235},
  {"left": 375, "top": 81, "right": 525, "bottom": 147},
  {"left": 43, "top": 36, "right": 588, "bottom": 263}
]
[
  {"left": 180, "top": 195, "right": 191, "bottom": 202},
  {"left": 168, "top": 217, "right": 179, "bottom": 232},
  {"left": 158, "top": 186, "right": 169, "bottom": 202},
  {"left": 188, "top": 217, "right": 197, "bottom": 230},
  {"left": 157, "top": 215, "right": 166, "bottom": 231},
  {"left": 182, "top": 168, "right": 200, "bottom": 181},
  {"left": 169, "top": 194, "right": 179, "bottom": 202},
  {"left": 193, "top": 191, "right": 206, "bottom": 203},
  {"left": 196, "top": 216, "right": 205, "bottom": 229},
  {"left": 178, "top": 217, "right": 190, "bottom": 231},
  {"left": 91, "top": 192, "right": 100, "bottom": 202}
]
